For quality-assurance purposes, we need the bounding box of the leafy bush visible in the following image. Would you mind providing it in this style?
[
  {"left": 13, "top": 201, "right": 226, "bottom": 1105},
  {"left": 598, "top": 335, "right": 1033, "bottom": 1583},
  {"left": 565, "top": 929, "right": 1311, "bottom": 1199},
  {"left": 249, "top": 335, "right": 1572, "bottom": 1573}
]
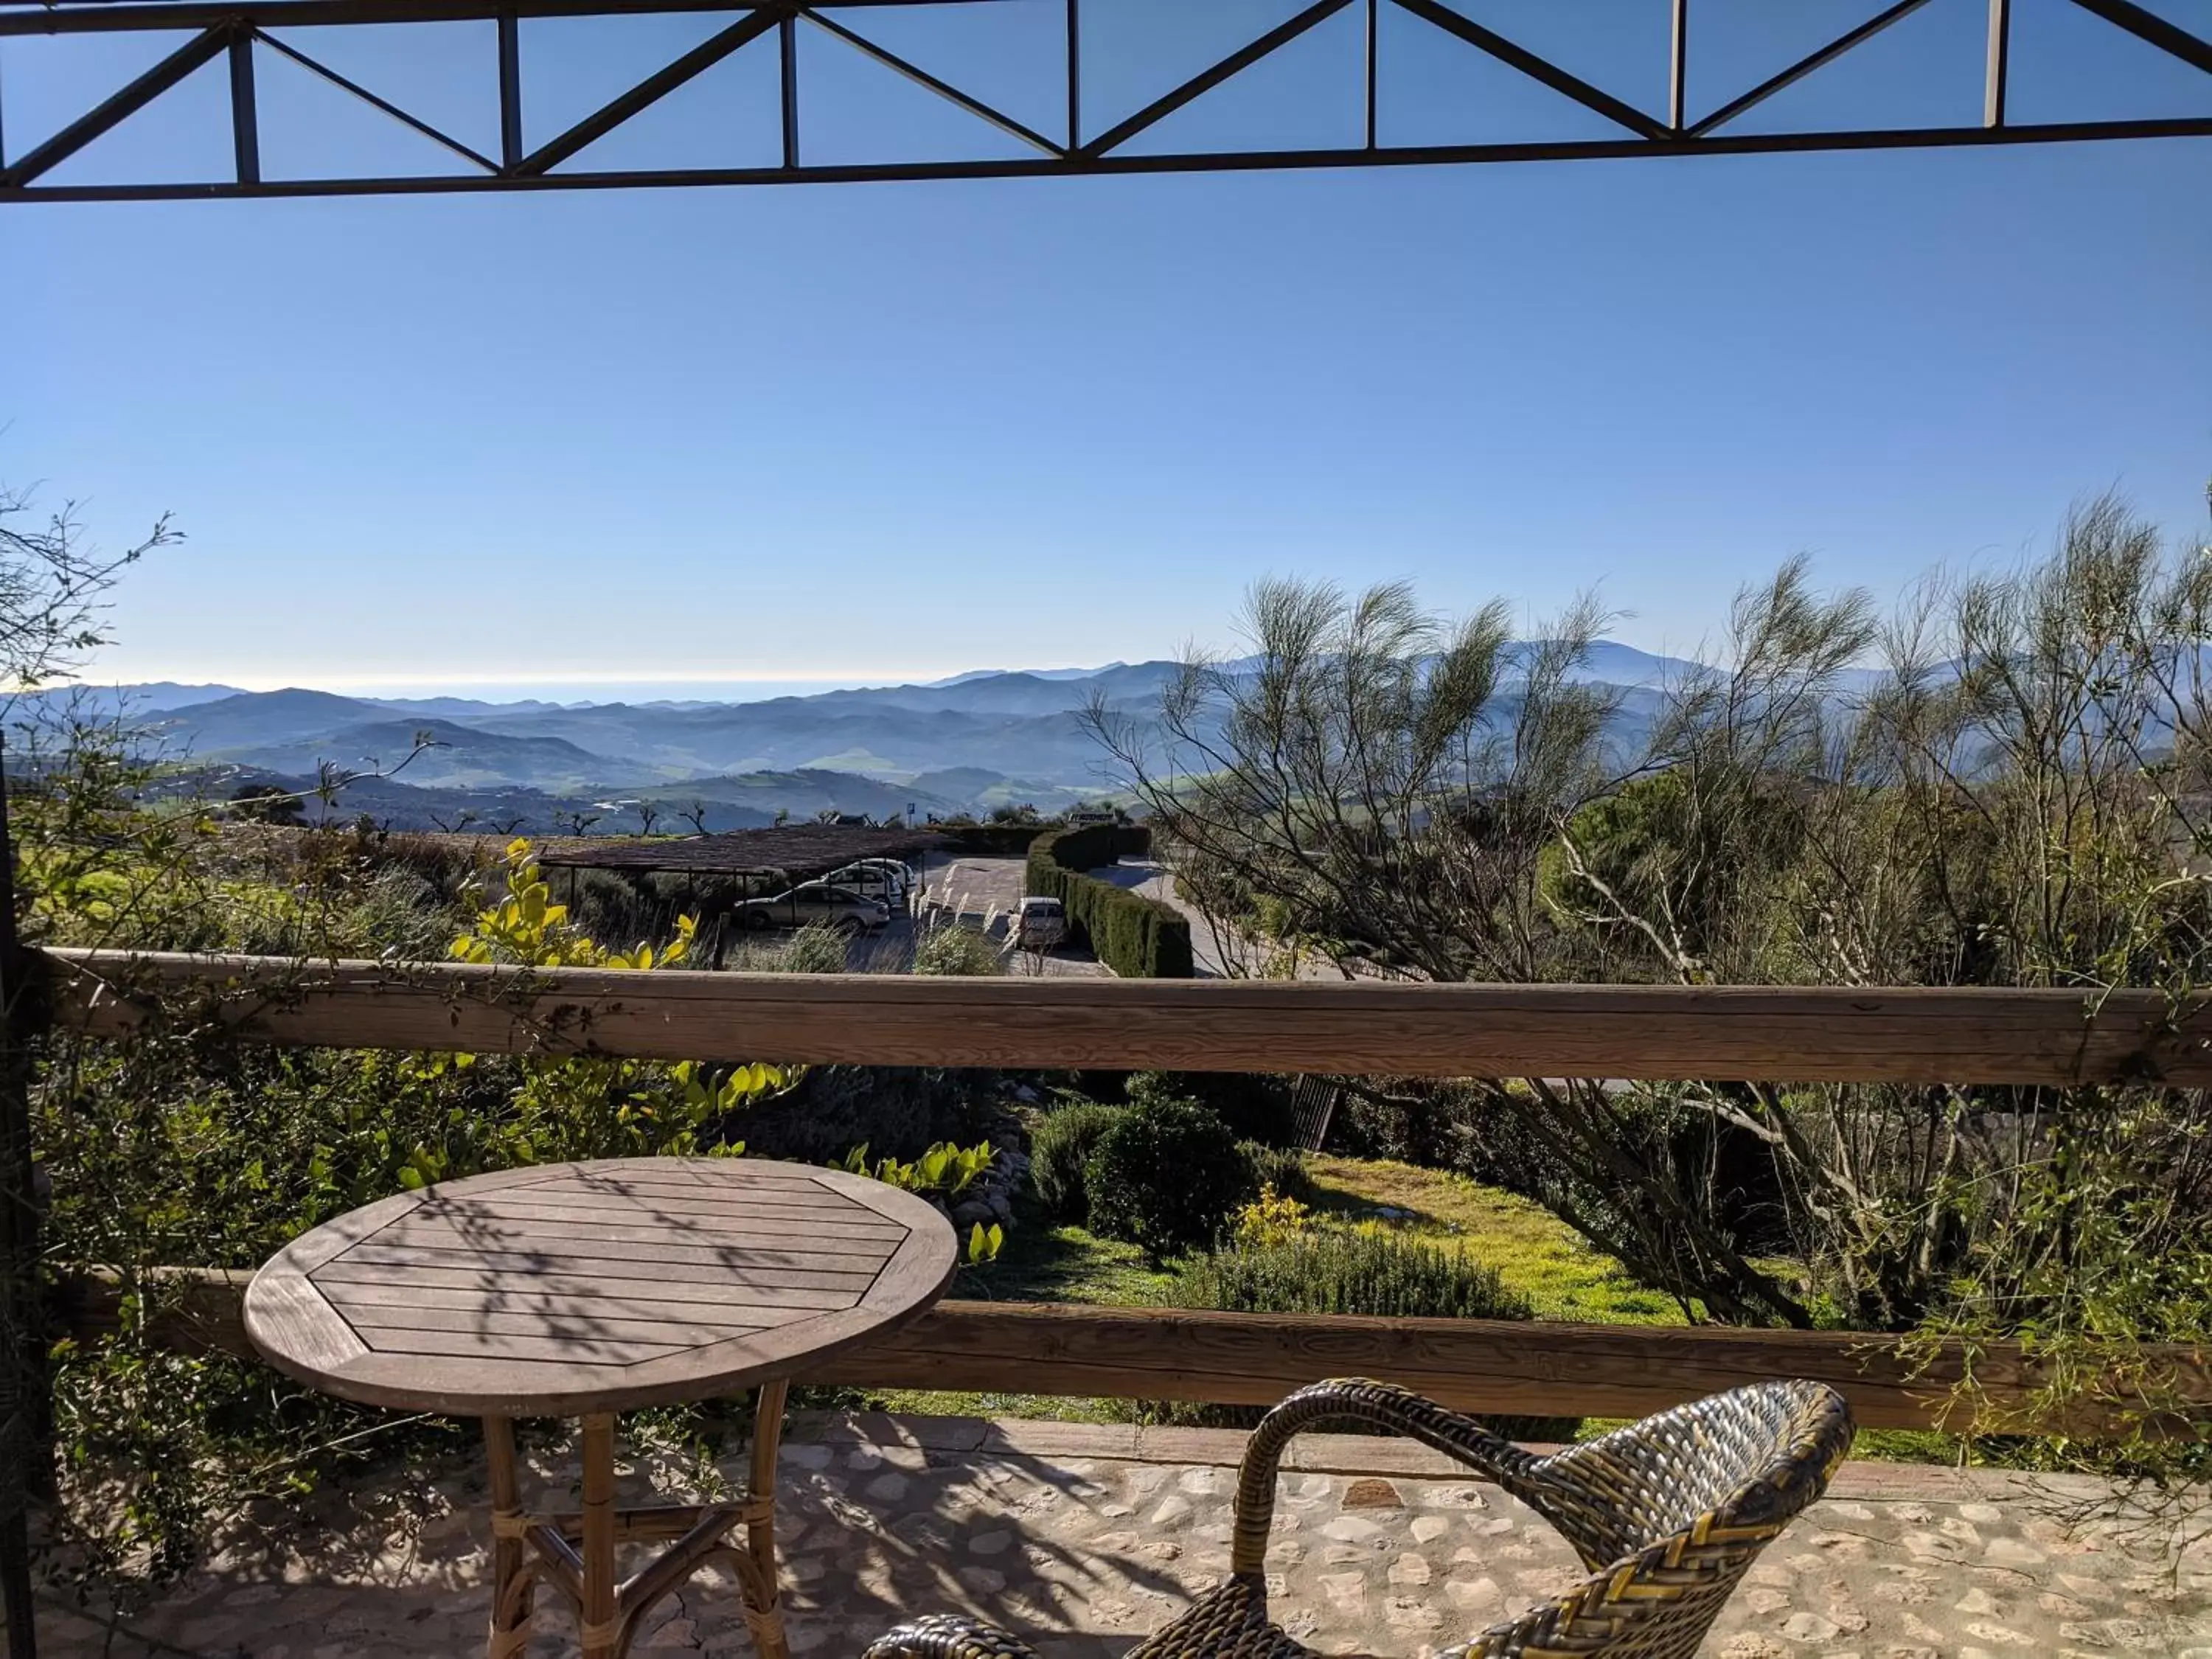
[
  {"left": 1175, "top": 1227, "right": 1533, "bottom": 1321},
  {"left": 1239, "top": 1141, "right": 1315, "bottom": 1204},
  {"left": 1085, "top": 1097, "right": 1254, "bottom": 1259},
  {"left": 1029, "top": 1101, "right": 1127, "bottom": 1221},
  {"left": 27, "top": 821, "right": 797, "bottom": 1593},
  {"left": 739, "top": 1066, "right": 998, "bottom": 1165},
  {"left": 913, "top": 922, "right": 1003, "bottom": 976},
  {"left": 1166, "top": 1228, "right": 1576, "bottom": 1441},
  {"left": 1024, "top": 829, "right": 1193, "bottom": 978},
  {"left": 1230, "top": 1183, "right": 1314, "bottom": 1249},
  {"left": 1130, "top": 1070, "right": 1297, "bottom": 1145},
  {"left": 830, "top": 1139, "right": 995, "bottom": 1198}
]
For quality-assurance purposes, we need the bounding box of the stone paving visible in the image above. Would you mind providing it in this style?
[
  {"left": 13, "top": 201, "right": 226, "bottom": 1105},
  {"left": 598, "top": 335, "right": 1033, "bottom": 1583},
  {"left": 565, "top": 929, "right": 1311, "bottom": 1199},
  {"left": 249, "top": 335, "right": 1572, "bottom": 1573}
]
[{"left": 38, "top": 1413, "right": 2212, "bottom": 1658}]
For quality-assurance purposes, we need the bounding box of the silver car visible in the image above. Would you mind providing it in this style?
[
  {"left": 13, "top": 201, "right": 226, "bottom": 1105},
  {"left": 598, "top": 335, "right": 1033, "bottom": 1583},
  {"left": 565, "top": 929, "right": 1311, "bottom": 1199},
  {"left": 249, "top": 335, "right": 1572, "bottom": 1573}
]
[{"left": 734, "top": 882, "right": 890, "bottom": 934}]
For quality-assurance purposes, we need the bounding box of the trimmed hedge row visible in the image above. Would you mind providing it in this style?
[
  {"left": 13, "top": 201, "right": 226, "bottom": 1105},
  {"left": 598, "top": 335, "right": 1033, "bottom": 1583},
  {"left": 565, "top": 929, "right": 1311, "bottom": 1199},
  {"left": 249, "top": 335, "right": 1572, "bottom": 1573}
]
[
  {"left": 1025, "top": 828, "right": 1194, "bottom": 978},
  {"left": 936, "top": 821, "right": 1152, "bottom": 858},
  {"left": 938, "top": 823, "right": 1049, "bottom": 856}
]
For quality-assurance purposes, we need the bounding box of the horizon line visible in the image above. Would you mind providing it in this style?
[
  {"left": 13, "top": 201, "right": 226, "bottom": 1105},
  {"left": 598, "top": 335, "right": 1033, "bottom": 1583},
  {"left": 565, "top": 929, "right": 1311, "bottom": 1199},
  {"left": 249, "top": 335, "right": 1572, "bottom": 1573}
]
[{"left": 52, "top": 667, "right": 1083, "bottom": 694}]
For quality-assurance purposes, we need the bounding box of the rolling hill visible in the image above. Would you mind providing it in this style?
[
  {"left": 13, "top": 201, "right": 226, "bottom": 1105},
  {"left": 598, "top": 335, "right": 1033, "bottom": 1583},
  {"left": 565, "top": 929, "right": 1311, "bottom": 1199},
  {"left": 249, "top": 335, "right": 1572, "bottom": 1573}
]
[{"left": 59, "top": 644, "right": 1721, "bottom": 829}]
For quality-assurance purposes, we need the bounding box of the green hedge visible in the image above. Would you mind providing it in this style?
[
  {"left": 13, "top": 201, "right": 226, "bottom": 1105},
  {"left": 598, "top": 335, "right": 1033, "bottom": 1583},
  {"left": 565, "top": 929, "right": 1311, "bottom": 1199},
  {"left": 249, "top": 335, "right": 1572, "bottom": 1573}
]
[
  {"left": 1026, "top": 828, "right": 1192, "bottom": 978},
  {"left": 936, "top": 821, "right": 1150, "bottom": 858},
  {"left": 939, "top": 823, "right": 1050, "bottom": 856}
]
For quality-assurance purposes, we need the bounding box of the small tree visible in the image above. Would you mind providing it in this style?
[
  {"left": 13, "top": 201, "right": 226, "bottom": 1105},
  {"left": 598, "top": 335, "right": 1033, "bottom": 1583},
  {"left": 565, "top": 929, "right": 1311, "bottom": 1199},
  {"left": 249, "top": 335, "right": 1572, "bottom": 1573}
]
[{"left": 1, "top": 488, "right": 176, "bottom": 693}]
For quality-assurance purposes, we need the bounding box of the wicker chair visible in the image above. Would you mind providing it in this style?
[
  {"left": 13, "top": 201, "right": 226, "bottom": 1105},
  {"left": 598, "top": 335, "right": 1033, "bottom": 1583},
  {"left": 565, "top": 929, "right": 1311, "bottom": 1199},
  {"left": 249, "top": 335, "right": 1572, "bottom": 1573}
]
[{"left": 861, "top": 1377, "right": 1854, "bottom": 1659}]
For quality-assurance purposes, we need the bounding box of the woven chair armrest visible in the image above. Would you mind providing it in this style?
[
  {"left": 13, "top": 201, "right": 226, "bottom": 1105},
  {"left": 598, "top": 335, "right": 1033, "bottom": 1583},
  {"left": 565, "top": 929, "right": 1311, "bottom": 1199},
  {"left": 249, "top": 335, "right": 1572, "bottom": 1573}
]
[
  {"left": 861, "top": 1614, "right": 1046, "bottom": 1658},
  {"left": 1229, "top": 1377, "right": 1546, "bottom": 1575}
]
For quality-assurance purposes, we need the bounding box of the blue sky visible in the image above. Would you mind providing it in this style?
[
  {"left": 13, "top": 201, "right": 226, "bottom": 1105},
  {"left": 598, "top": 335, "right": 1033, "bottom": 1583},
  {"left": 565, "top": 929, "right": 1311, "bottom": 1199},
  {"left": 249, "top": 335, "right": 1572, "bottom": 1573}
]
[{"left": 6, "top": 0, "right": 2210, "bottom": 696}]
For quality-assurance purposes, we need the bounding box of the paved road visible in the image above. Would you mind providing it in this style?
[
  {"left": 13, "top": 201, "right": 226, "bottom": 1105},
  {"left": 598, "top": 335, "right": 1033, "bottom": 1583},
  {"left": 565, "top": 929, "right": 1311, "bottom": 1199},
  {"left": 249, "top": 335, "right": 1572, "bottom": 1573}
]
[
  {"left": 832, "top": 852, "right": 1328, "bottom": 981},
  {"left": 846, "top": 853, "right": 1108, "bottom": 978},
  {"left": 1093, "top": 858, "right": 1343, "bottom": 981}
]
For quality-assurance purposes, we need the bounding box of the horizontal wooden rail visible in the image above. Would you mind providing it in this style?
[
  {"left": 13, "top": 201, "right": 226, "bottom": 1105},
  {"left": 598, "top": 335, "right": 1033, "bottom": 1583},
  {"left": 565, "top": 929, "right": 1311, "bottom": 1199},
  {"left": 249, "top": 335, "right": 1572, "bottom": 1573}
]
[
  {"left": 62, "top": 1268, "right": 2212, "bottom": 1436},
  {"left": 38, "top": 948, "right": 2212, "bottom": 1084}
]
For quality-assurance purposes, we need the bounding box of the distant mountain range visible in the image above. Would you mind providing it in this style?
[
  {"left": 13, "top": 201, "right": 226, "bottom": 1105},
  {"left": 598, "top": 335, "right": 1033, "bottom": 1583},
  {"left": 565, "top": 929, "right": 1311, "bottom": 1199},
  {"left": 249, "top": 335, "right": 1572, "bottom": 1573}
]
[{"left": 17, "top": 645, "right": 1715, "bottom": 832}]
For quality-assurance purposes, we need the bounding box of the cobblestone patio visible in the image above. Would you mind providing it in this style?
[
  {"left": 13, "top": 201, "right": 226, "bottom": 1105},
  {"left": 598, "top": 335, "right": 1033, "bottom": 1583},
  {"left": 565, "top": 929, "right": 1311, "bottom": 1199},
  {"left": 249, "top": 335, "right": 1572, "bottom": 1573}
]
[{"left": 39, "top": 1413, "right": 2212, "bottom": 1659}]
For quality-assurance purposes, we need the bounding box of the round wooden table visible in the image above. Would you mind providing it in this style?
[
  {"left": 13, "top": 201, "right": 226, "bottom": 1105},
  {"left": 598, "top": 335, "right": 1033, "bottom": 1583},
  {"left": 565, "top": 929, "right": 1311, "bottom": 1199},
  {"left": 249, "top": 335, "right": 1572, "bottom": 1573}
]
[{"left": 244, "top": 1156, "right": 959, "bottom": 1659}]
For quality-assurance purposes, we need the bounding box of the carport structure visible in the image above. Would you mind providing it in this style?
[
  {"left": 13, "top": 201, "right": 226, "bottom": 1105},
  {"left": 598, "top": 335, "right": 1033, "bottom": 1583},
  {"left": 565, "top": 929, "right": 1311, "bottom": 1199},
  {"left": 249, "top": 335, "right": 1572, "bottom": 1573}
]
[
  {"left": 1, "top": 0, "right": 2208, "bottom": 200},
  {"left": 534, "top": 825, "right": 948, "bottom": 961},
  {"left": 532, "top": 824, "right": 947, "bottom": 884}
]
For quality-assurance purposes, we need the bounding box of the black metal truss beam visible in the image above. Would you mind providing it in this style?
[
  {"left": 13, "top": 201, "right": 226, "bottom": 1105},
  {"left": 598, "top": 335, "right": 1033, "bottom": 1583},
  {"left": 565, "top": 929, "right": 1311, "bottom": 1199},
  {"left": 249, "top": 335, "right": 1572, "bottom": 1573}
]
[
  {"left": 1, "top": 0, "right": 2205, "bottom": 203},
  {"left": 0, "top": 0, "right": 996, "bottom": 24}
]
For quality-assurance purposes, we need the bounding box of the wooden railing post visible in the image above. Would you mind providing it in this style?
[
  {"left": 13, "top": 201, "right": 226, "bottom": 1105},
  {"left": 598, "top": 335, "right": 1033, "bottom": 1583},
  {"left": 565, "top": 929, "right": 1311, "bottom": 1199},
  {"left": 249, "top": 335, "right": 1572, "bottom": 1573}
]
[{"left": 0, "top": 740, "right": 44, "bottom": 1659}]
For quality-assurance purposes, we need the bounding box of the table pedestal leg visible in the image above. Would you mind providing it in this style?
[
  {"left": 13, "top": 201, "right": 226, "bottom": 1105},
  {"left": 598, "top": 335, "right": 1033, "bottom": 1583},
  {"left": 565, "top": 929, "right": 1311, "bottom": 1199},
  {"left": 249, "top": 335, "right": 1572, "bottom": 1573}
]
[
  {"left": 480, "top": 1388, "right": 793, "bottom": 1659},
  {"left": 484, "top": 1417, "right": 535, "bottom": 1659},
  {"left": 738, "top": 1381, "right": 791, "bottom": 1659},
  {"left": 580, "top": 1411, "right": 620, "bottom": 1659}
]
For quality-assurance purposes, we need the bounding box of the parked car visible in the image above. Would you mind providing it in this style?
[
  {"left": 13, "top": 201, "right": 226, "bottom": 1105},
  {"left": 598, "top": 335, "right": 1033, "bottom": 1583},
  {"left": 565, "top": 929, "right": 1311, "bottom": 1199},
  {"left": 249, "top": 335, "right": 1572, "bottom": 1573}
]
[
  {"left": 824, "top": 860, "right": 911, "bottom": 903},
  {"left": 734, "top": 882, "right": 889, "bottom": 933},
  {"left": 1012, "top": 896, "right": 1067, "bottom": 951}
]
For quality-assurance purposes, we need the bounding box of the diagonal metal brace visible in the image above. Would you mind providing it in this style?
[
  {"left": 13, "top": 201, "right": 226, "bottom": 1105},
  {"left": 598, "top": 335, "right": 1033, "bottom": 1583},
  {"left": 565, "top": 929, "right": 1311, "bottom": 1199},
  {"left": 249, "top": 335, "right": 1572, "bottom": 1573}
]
[
  {"left": 0, "top": 22, "right": 234, "bottom": 186},
  {"left": 515, "top": 5, "right": 785, "bottom": 174},
  {"left": 1686, "top": 0, "right": 1935, "bottom": 138},
  {"left": 801, "top": 7, "right": 1062, "bottom": 158},
  {"left": 1079, "top": 0, "right": 1355, "bottom": 159},
  {"left": 1390, "top": 0, "right": 1670, "bottom": 142},
  {"left": 255, "top": 27, "right": 500, "bottom": 172},
  {"left": 2062, "top": 0, "right": 2212, "bottom": 77}
]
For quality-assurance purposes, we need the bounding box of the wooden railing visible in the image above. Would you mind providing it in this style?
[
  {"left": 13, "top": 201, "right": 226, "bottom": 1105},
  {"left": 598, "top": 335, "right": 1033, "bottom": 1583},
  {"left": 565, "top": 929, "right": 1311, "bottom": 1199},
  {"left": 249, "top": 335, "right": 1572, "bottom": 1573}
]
[
  {"left": 40, "top": 947, "right": 2212, "bottom": 1437},
  {"left": 63, "top": 1266, "right": 2211, "bottom": 1436},
  {"left": 41, "top": 948, "right": 2212, "bottom": 1083}
]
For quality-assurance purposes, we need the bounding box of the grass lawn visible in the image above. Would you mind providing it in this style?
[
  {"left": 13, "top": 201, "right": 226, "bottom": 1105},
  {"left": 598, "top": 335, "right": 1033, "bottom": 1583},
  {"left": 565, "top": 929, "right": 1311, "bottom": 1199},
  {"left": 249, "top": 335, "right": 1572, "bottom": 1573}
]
[
  {"left": 822, "top": 1151, "right": 1686, "bottom": 1421},
  {"left": 809, "top": 1151, "right": 1969, "bottom": 1463},
  {"left": 1301, "top": 1154, "right": 1685, "bottom": 1325},
  {"left": 813, "top": 1217, "right": 1175, "bottom": 1422}
]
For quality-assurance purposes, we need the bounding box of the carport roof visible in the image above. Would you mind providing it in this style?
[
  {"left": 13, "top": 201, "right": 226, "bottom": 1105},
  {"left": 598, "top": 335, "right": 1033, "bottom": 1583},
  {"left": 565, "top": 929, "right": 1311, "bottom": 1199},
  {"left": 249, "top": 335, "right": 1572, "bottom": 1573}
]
[{"left": 532, "top": 825, "right": 949, "bottom": 880}]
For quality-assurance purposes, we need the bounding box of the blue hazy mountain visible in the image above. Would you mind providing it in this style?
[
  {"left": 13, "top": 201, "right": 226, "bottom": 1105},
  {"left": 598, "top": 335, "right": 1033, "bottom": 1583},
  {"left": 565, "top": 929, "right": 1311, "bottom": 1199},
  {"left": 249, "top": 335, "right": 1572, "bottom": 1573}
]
[{"left": 83, "top": 644, "right": 1767, "bottom": 824}]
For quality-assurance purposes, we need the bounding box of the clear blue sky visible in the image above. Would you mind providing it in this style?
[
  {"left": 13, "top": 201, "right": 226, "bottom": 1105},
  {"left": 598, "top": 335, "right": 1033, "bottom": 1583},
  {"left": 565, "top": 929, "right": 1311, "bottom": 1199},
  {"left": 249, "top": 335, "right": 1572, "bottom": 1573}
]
[{"left": 7, "top": 0, "right": 2210, "bottom": 695}]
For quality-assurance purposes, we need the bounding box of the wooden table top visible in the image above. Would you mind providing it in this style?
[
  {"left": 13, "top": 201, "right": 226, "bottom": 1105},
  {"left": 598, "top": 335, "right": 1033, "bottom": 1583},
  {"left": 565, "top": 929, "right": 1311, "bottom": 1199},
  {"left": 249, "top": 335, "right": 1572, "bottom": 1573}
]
[{"left": 243, "top": 1157, "right": 959, "bottom": 1416}]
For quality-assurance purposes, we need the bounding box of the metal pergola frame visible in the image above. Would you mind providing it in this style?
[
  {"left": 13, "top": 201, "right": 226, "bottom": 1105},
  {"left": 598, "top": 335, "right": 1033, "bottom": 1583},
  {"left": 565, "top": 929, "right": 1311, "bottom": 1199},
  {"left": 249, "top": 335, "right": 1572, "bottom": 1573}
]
[{"left": 1, "top": 0, "right": 2208, "bottom": 202}]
